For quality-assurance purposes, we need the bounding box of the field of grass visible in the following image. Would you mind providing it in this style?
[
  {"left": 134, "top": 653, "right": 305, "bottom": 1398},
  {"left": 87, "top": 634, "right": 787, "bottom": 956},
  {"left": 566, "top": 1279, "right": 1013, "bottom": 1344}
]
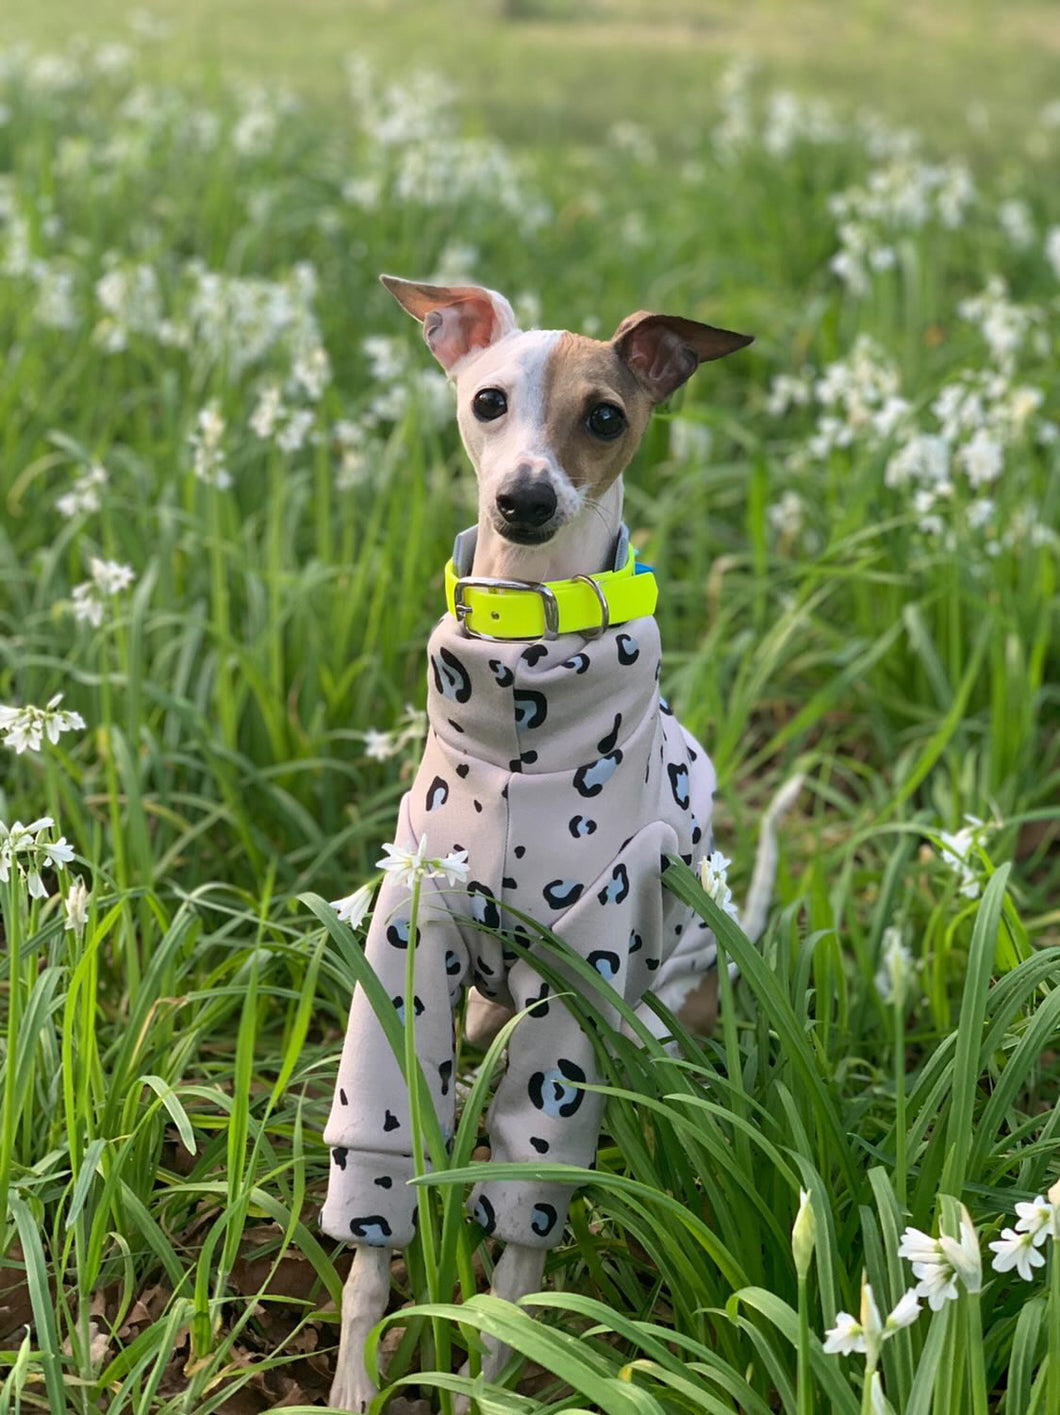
[{"left": 1, "top": 4, "right": 1059, "bottom": 1412}]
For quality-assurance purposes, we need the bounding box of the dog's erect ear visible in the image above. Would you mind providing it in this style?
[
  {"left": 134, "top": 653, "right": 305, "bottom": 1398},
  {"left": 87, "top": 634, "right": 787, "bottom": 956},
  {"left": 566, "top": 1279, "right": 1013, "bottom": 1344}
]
[
  {"left": 611, "top": 311, "right": 753, "bottom": 403},
  {"left": 380, "top": 275, "right": 518, "bottom": 374}
]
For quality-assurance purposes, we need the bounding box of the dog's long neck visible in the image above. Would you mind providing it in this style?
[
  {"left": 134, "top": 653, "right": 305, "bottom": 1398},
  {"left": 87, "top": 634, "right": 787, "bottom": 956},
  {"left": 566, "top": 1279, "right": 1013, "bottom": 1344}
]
[{"left": 471, "top": 481, "right": 624, "bottom": 581}]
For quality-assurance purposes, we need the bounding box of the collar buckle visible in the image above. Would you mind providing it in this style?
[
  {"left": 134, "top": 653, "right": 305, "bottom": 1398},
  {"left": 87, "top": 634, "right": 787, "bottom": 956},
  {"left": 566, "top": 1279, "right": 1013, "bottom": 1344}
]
[{"left": 452, "top": 576, "right": 561, "bottom": 641}]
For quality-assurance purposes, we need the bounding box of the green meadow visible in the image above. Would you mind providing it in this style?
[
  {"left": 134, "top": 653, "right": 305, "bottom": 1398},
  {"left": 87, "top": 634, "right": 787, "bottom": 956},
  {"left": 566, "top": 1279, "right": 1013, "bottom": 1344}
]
[{"left": 0, "top": 2, "right": 1058, "bottom": 1411}]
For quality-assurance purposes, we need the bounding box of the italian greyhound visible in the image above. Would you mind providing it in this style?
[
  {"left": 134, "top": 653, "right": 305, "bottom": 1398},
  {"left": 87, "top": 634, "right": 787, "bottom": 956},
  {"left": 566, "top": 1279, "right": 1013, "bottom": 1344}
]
[{"left": 324, "top": 276, "right": 799, "bottom": 1411}]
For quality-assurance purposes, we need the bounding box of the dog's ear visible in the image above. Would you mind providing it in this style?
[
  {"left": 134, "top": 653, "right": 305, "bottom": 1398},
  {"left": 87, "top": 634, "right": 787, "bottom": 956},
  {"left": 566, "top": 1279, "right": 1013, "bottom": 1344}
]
[
  {"left": 380, "top": 275, "right": 518, "bottom": 374},
  {"left": 611, "top": 311, "right": 753, "bottom": 403}
]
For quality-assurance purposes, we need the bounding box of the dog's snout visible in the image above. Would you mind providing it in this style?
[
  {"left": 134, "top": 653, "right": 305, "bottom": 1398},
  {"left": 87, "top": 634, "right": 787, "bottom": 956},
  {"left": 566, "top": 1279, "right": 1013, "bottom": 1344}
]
[{"left": 496, "top": 480, "right": 557, "bottom": 529}]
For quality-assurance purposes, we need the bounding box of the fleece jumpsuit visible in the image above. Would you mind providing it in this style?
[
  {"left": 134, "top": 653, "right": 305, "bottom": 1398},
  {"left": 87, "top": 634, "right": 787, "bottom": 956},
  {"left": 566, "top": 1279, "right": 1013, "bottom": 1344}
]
[{"left": 320, "top": 608, "right": 718, "bottom": 1251}]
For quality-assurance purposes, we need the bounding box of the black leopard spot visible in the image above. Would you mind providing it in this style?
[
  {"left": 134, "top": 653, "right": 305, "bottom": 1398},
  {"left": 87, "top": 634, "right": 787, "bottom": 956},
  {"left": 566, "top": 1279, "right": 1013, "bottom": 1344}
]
[
  {"left": 588, "top": 949, "right": 621, "bottom": 980},
  {"left": 531, "top": 1203, "right": 558, "bottom": 1237},
  {"left": 667, "top": 761, "right": 690, "bottom": 810},
  {"left": 386, "top": 919, "right": 417, "bottom": 949},
  {"left": 527, "top": 982, "right": 551, "bottom": 1018},
  {"left": 489, "top": 659, "right": 515, "bottom": 687},
  {"left": 514, "top": 689, "right": 548, "bottom": 731},
  {"left": 573, "top": 750, "right": 622, "bottom": 797},
  {"left": 597, "top": 862, "right": 630, "bottom": 906},
  {"left": 514, "top": 845, "right": 526, "bottom": 859},
  {"left": 660, "top": 697, "right": 674, "bottom": 716},
  {"left": 374, "top": 1175, "right": 393, "bottom": 1189},
  {"left": 339, "top": 1088, "right": 348, "bottom": 1105},
  {"left": 474, "top": 800, "right": 483, "bottom": 813},
  {"left": 691, "top": 813, "right": 703, "bottom": 845},
  {"left": 522, "top": 643, "right": 549, "bottom": 666},
  {"left": 431, "top": 646, "right": 472, "bottom": 703},
  {"left": 473, "top": 1194, "right": 497, "bottom": 1233},
  {"left": 439, "top": 1060, "right": 453, "bottom": 1096},
  {"left": 349, "top": 1215, "right": 392, "bottom": 1244},
  {"left": 448, "top": 717, "right": 465, "bottom": 734},
  {"left": 681, "top": 852, "right": 692, "bottom": 866},
  {"left": 529, "top": 1059, "right": 586, "bottom": 1118},
  {"left": 469, "top": 881, "right": 501, "bottom": 930},
  {"left": 597, "top": 713, "right": 622, "bottom": 754},
  {"left": 616, "top": 633, "right": 639, "bottom": 665},
  {"left": 688, "top": 747, "right": 698, "bottom": 761},
  {"left": 629, "top": 930, "right": 643, "bottom": 953},
  {"left": 529, "top": 1136, "right": 550, "bottom": 1154},
  {"left": 562, "top": 653, "right": 589, "bottom": 674},
  {"left": 543, "top": 879, "right": 583, "bottom": 909},
  {"left": 425, "top": 776, "right": 449, "bottom": 812},
  {"left": 391, "top": 994, "right": 425, "bottom": 1024},
  {"left": 383, "top": 1110, "right": 400, "bottom": 1132},
  {"left": 445, "top": 948, "right": 462, "bottom": 978},
  {"left": 568, "top": 815, "right": 597, "bottom": 838},
  {"left": 456, "top": 762, "right": 470, "bottom": 779},
  {"left": 521, "top": 750, "right": 538, "bottom": 765},
  {"left": 332, "top": 1147, "right": 348, "bottom": 1169},
  {"left": 502, "top": 876, "right": 518, "bottom": 890},
  {"left": 646, "top": 957, "right": 659, "bottom": 971}
]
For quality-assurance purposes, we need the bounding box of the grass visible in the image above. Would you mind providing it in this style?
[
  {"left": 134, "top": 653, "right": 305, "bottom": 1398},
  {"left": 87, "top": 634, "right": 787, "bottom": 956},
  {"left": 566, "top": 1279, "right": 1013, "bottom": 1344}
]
[{"left": 0, "top": 4, "right": 1059, "bottom": 1412}]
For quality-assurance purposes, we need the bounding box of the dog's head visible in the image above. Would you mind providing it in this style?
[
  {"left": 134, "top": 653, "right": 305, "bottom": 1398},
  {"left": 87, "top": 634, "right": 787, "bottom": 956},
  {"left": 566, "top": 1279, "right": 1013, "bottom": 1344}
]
[{"left": 380, "top": 275, "right": 752, "bottom": 548}]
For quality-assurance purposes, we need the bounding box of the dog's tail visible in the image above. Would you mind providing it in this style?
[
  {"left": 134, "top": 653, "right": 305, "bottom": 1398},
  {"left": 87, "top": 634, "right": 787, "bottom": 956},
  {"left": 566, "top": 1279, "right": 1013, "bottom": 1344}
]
[{"left": 740, "top": 774, "right": 804, "bottom": 945}]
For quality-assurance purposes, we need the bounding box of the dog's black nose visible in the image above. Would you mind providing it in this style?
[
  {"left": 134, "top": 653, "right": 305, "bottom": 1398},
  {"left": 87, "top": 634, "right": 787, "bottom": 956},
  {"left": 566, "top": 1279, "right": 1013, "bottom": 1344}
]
[{"left": 496, "top": 482, "right": 557, "bottom": 528}]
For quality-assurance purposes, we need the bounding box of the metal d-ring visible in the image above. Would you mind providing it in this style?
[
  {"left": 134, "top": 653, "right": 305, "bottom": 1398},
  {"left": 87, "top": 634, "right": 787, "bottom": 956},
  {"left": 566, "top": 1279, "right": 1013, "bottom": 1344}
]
[{"left": 572, "top": 575, "right": 610, "bottom": 638}]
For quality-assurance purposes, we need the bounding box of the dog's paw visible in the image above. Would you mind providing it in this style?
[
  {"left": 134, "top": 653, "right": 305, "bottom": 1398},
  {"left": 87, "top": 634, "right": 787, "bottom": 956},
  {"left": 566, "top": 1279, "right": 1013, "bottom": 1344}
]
[{"left": 329, "top": 1366, "right": 378, "bottom": 1413}]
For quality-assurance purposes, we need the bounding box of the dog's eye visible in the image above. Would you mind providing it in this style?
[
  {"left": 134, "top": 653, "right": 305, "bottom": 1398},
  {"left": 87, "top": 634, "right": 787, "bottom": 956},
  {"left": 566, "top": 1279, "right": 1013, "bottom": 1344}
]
[
  {"left": 472, "top": 387, "right": 508, "bottom": 422},
  {"left": 585, "top": 402, "right": 626, "bottom": 441}
]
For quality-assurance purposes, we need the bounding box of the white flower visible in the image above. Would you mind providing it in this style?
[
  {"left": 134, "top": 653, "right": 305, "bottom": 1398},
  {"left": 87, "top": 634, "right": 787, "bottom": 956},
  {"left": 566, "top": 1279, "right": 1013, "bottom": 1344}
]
[
  {"left": 939, "top": 1207, "right": 982, "bottom": 1293},
  {"left": 275, "top": 407, "right": 314, "bottom": 453},
  {"left": 999, "top": 199, "right": 1034, "bottom": 249},
  {"left": 1014, "top": 1195, "right": 1056, "bottom": 1246},
  {"left": 885, "top": 1288, "right": 921, "bottom": 1330},
  {"left": 823, "top": 1309, "right": 865, "bottom": 1356},
  {"left": 434, "top": 848, "right": 470, "bottom": 887},
  {"left": 64, "top": 876, "right": 90, "bottom": 936},
  {"left": 989, "top": 1227, "right": 1047, "bottom": 1282},
  {"left": 363, "top": 728, "right": 397, "bottom": 762},
  {"left": 768, "top": 489, "right": 805, "bottom": 540},
  {"left": 860, "top": 1281, "right": 884, "bottom": 1365},
  {"left": 376, "top": 834, "right": 472, "bottom": 892},
  {"left": 898, "top": 1207, "right": 981, "bottom": 1310},
  {"left": 56, "top": 463, "right": 107, "bottom": 519},
  {"left": 967, "top": 497, "right": 996, "bottom": 530},
  {"left": 330, "top": 884, "right": 374, "bottom": 929},
  {"left": 792, "top": 1188, "right": 816, "bottom": 1279},
  {"left": 875, "top": 925, "right": 913, "bottom": 1006},
  {"left": 937, "top": 816, "right": 989, "bottom": 899},
  {"left": 697, "top": 850, "right": 739, "bottom": 921},
  {"left": 188, "top": 401, "right": 230, "bottom": 489},
  {"left": 249, "top": 383, "right": 284, "bottom": 438},
  {"left": 292, "top": 344, "right": 332, "bottom": 401},
  {"left": 71, "top": 583, "right": 104, "bottom": 628},
  {"left": 1046, "top": 227, "right": 1060, "bottom": 282},
  {"left": 0, "top": 816, "right": 71, "bottom": 902},
  {"left": 0, "top": 694, "right": 86, "bottom": 754},
  {"left": 90, "top": 559, "right": 135, "bottom": 595},
  {"left": 957, "top": 430, "right": 1003, "bottom": 489}
]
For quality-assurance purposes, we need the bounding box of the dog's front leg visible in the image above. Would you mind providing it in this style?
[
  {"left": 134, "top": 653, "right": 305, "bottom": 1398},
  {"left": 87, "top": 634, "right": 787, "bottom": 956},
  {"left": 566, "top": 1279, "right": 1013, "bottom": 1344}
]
[
  {"left": 330, "top": 1245, "right": 392, "bottom": 1413},
  {"left": 457, "top": 1240, "right": 546, "bottom": 1409}
]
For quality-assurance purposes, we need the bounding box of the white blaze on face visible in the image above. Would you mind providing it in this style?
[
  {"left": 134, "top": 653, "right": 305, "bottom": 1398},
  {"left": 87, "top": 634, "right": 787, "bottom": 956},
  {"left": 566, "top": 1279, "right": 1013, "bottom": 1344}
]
[{"left": 452, "top": 329, "right": 584, "bottom": 527}]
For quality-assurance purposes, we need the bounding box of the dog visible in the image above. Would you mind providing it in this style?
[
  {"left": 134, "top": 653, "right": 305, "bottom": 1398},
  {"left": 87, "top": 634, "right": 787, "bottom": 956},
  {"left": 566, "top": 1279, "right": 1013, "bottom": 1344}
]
[{"left": 323, "top": 276, "right": 799, "bottom": 1411}]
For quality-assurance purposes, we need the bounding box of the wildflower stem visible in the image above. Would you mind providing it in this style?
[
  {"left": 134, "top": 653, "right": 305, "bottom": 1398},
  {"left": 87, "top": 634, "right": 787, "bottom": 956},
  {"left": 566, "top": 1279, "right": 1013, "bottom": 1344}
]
[
  {"left": 403, "top": 875, "right": 445, "bottom": 1377},
  {"left": 1049, "top": 1224, "right": 1060, "bottom": 1415},
  {"left": 966, "top": 1290, "right": 988, "bottom": 1415},
  {"left": 893, "top": 998, "right": 907, "bottom": 1204},
  {"left": 860, "top": 1357, "right": 876, "bottom": 1415},
  {"left": 797, "top": 1273, "right": 812, "bottom": 1415}
]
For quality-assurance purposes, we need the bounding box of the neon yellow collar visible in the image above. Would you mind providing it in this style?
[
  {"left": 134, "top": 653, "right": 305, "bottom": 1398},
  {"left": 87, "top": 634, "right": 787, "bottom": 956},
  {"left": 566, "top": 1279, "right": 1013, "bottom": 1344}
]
[{"left": 443, "top": 527, "right": 658, "bottom": 642}]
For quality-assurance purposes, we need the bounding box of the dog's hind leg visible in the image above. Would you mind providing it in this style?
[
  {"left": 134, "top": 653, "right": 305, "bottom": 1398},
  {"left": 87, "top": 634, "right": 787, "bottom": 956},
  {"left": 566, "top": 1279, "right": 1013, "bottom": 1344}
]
[
  {"left": 330, "top": 1245, "right": 392, "bottom": 1413},
  {"left": 465, "top": 986, "right": 514, "bottom": 1049},
  {"left": 457, "top": 1242, "right": 546, "bottom": 1409}
]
